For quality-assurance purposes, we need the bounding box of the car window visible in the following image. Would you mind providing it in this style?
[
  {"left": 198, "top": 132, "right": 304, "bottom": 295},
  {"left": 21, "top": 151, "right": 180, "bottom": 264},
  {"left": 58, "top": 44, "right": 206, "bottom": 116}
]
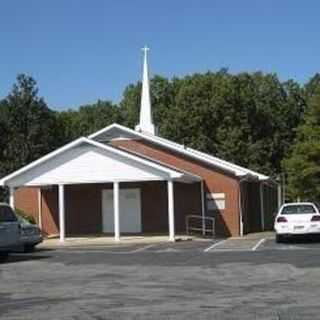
[
  {"left": 0, "top": 206, "right": 17, "bottom": 222},
  {"left": 281, "top": 205, "right": 316, "bottom": 215}
]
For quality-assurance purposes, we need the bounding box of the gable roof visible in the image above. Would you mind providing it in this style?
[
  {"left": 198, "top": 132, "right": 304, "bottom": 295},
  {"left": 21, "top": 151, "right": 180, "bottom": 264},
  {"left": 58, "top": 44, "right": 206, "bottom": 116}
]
[
  {"left": 89, "top": 123, "right": 269, "bottom": 181},
  {"left": 0, "top": 137, "right": 201, "bottom": 187}
]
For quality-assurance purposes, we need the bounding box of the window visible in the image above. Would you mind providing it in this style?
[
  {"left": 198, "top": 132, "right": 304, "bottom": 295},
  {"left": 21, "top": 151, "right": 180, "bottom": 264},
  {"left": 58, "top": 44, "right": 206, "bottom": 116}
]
[
  {"left": 281, "top": 205, "right": 316, "bottom": 215},
  {"left": 0, "top": 206, "right": 17, "bottom": 222},
  {"left": 206, "top": 193, "right": 226, "bottom": 211}
]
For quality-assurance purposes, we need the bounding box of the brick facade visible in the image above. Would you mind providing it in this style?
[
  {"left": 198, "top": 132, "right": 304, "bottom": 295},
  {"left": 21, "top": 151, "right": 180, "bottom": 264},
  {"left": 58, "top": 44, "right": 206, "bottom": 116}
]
[{"left": 111, "top": 139, "right": 241, "bottom": 236}]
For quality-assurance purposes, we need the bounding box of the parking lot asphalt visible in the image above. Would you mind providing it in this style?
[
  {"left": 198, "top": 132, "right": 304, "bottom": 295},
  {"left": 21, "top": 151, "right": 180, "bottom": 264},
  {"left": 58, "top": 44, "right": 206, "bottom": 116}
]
[{"left": 2, "top": 236, "right": 320, "bottom": 320}]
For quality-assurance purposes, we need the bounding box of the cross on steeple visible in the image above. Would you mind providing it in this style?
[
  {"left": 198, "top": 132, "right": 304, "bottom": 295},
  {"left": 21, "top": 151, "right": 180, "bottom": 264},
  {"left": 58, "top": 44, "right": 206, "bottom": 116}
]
[{"left": 142, "top": 45, "right": 150, "bottom": 55}]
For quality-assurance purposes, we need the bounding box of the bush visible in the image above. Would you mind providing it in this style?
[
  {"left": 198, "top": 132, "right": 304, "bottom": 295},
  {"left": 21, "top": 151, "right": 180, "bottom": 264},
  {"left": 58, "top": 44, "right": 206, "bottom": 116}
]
[{"left": 15, "top": 208, "right": 36, "bottom": 224}]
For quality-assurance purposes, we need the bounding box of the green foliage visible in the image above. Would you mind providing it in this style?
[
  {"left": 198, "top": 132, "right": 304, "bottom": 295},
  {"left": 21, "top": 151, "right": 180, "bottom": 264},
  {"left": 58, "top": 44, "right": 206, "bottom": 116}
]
[
  {"left": 15, "top": 208, "right": 36, "bottom": 224},
  {"left": 58, "top": 100, "right": 122, "bottom": 142},
  {"left": 0, "top": 74, "right": 62, "bottom": 174},
  {"left": 283, "top": 78, "right": 320, "bottom": 200}
]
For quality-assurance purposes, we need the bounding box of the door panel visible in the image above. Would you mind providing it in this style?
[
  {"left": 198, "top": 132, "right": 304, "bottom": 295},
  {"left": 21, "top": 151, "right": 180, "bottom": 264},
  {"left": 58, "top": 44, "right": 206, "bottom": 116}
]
[
  {"left": 102, "top": 189, "right": 141, "bottom": 233},
  {"left": 0, "top": 205, "right": 19, "bottom": 248},
  {"left": 102, "top": 190, "right": 114, "bottom": 233}
]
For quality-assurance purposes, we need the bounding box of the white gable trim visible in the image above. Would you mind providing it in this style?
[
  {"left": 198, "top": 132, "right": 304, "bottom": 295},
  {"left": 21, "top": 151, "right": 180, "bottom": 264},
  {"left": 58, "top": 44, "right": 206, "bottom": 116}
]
[
  {"left": 89, "top": 123, "right": 269, "bottom": 181},
  {"left": 0, "top": 137, "right": 199, "bottom": 187},
  {"left": 6, "top": 146, "right": 176, "bottom": 186}
]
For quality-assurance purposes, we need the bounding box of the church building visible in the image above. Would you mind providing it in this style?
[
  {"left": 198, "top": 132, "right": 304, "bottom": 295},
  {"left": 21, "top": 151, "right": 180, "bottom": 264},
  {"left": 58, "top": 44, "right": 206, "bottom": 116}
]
[{"left": 0, "top": 48, "right": 275, "bottom": 241}]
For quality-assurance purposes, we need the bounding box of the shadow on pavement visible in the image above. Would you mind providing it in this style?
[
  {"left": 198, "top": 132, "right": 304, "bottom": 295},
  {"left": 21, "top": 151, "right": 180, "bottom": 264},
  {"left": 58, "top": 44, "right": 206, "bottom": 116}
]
[
  {"left": 1, "top": 253, "right": 51, "bottom": 264},
  {"left": 12, "top": 246, "right": 57, "bottom": 254},
  {"left": 280, "top": 234, "right": 320, "bottom": 244}
]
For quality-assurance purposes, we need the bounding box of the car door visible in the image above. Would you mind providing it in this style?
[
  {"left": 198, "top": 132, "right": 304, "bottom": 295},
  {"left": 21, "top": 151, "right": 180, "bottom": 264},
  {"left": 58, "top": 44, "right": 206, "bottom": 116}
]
[{"left": 0, "top": 205, "right": 20, "bottom": 248}]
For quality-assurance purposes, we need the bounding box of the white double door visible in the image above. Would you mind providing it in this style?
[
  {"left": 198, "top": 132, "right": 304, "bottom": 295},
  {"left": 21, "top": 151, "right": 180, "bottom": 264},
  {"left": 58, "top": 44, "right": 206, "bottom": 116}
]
[{"left": 102, "top": 188, "right": 141, "bottom": 233}]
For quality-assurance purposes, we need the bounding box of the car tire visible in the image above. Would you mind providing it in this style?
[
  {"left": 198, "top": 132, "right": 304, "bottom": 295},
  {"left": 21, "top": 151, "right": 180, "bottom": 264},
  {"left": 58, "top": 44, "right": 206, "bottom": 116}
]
[
  {"left": 276, "top": 234, "right": 284, "bottom": 243},
  {"left": 24, "top": 245, "right": 35, "bottom": 253}
]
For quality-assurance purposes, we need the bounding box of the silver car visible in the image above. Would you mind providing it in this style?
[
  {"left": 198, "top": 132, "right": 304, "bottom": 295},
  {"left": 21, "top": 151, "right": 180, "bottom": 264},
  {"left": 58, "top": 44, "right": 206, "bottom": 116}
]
[
  {"left": 17, "top": 216, "right": 43, "bottom": 252},
  {"left": 0, "top": 203, "right": 20, "bottom": 260}
]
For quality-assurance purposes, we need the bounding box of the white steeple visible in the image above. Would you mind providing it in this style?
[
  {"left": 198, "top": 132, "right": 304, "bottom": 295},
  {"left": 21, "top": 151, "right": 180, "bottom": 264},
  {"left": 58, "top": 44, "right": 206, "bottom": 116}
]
[{"left": 135, "top": 46, "right": 156, "bottom": 135}]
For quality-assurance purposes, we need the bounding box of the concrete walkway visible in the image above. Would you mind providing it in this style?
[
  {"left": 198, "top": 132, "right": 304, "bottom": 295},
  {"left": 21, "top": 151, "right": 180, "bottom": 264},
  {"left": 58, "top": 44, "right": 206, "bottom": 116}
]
[{"left": 38, "top": 234, "right": 201, "bottom": 249}]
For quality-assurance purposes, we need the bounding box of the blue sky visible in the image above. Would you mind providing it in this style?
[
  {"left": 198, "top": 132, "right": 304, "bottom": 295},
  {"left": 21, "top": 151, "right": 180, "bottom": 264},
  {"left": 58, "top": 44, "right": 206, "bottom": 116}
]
[{"left": 0, "top": 1, "right": 319, "bottom": 110}]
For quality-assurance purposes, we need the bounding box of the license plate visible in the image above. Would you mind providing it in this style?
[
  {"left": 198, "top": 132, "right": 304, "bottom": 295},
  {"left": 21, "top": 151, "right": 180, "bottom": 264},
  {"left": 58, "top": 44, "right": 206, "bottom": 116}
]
[{"left": 294, "top": 226, "right": 304, "bottom": 230}]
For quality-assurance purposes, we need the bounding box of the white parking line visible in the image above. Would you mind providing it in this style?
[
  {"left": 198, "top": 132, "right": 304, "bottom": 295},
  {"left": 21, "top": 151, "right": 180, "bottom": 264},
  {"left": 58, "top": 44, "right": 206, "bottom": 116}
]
[
  {"left": 252, "top": 238, "right": 266, "bottom": 251},
  {"left": 129, "top": 244, "right": 157, "bottom": 253},
  {"left": 204, "top": 240, "right": 227, "bottom": 252}
]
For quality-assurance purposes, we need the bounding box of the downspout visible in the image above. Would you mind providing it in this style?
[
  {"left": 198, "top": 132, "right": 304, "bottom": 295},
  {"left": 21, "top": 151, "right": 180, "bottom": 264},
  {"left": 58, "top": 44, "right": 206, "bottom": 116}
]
[
  {"left": 38, "top": 188, "right": 42, "bottom": 230},
  {"left": 259, "top": 182, "right": 265, "bottom": 231},
  {"left": 200, "top": 180, "right": 206, "bottom": 236},
  {"left": 238, "top": 179, "right": 244, "bottom": 237},
  {"left": 238, "top": 175, "right": 254, "bottom": 237}
]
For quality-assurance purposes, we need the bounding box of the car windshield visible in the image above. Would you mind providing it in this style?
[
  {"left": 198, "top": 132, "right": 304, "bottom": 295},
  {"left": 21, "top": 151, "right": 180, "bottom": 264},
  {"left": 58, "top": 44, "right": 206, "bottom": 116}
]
[
  {"left": 281, "top": 204, "right": 316, "bottom": 215},
  {"left": 0, "top": 206, "right": 17, "bottom": 222}
]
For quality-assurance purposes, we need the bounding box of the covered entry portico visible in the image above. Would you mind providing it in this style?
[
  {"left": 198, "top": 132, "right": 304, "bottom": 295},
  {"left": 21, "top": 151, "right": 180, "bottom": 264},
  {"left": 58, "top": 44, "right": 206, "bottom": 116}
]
[
  {"left": 57, "top": 179, "right": 178, "bottom": 242},
  {"left": 1, "top": 137, "right": 201, "bottom": 242}
]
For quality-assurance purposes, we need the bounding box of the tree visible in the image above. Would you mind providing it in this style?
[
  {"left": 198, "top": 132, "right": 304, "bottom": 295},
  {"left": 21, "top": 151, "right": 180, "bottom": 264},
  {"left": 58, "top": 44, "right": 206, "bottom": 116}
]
[
  {"left": 119, "top": 83, "right": 141, "bottom": 129},
  {"left": 304, "top": 73, "right": 320, "bottom": 100},
  {"left": 58, "top": 100, "right": 122, "bottom": 142},
  {"left": 283, "top": 77, "right": 320, "bottom": 200},
  {"left": 159, "top": 71, "right": 304, "bottom": 176},
  {"left": 0, "top": 74, "right": 61, "bottom": 174},
  {"left": 0, "top": 99, "right": 9, "bottom": 178}
]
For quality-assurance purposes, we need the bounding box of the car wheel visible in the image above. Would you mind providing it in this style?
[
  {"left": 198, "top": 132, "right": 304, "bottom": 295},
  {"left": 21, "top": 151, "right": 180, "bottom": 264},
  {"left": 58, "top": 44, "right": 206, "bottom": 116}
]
[
  {"left": 24, "top": 245, "right": 35, "bottom": 253},
  {"left": 276, "top": 234, "right": 284, "bottom": 243}
]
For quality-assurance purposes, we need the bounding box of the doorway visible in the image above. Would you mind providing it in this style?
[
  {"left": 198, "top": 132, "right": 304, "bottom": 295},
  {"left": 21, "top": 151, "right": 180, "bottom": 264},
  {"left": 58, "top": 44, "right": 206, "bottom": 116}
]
[{"left": 102, "top": 188, "right": 142, "bottom": 233}]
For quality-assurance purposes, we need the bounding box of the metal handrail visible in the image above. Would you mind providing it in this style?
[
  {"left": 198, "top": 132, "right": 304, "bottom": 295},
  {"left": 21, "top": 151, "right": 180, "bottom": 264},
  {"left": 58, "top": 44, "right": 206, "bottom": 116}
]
[{"left": 186, "top": 214, "right": 215, "bottom": 237}]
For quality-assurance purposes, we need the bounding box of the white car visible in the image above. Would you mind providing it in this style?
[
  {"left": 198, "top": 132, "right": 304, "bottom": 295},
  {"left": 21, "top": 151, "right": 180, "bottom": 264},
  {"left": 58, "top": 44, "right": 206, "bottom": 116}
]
[{"left": 274, "top": 202, "right": 320, "bottom": 242}]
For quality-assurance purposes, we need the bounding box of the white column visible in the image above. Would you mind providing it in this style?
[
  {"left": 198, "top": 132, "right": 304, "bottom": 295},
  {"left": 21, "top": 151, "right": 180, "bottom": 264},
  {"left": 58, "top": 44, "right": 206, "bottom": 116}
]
[
  {"left": 259, "top": 183, "right": 265, "bottom": 231},
  {"left": 9, "top": 187, "right": 15, "bottom": 209},
  {"left": 113, "top": 181, "right": 120, "bottom": 241},
  {"left": 38, "top": 188, "right": 42, "bottom": 229},
  {"left": 167, "top": 180, "right": 175, "bottom": 242},
  {"left": 58, "top": 185, "right": 65, "bottom": 242},
  {"left": 200, "top": 181, "right": 206, "bottom": 236}
]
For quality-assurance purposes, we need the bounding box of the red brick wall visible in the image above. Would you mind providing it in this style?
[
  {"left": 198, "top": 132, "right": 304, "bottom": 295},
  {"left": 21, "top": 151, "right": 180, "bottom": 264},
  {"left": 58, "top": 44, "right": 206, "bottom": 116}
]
[
  {"left": 174, "top": 182, "right": 202, "bottom": 233},
  {"left": 139, "top": 181, "right": 168, "bottom": 233},
  {"left": 14, "top": 186, "right": 59, "bottom": 236},
  {"left": 111, "top": 139, "right": 240, "bottom": 236},
  {"left": 139, "top": 181, "right": 201, "bottom": 233},
  {"left": 65, "top": 184, "right": 102, "bottom": 235},
  {"left": 14, "top": 187, "right": 39, "bottom": 223},
  {"left": 41, "top": 187, "right": 59, "bottom": 236}
]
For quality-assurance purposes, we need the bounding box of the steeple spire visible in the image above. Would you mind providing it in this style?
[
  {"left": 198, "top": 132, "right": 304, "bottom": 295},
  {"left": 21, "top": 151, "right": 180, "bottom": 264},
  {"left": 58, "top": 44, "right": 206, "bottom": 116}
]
[{"left": 135, "top": 46, "right": 156, "bottom": 135}]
